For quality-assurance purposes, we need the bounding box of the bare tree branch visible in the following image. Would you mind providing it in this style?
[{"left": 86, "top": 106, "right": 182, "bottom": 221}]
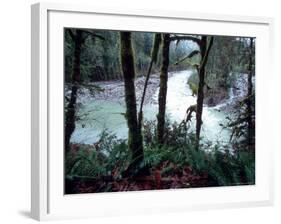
[
  {"left": 169, "top": 35, "right": 201, "bottom": 46},
  {"left": 173, "top": 50, "right": 200, "bottom": 66}
]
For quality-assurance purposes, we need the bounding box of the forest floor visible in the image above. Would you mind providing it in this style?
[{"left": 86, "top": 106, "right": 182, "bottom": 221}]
[
  {"left": 66, "top": 167, "right": 213, "bottom": 194},
  {"left": 65, "top": 143, "right": 217, "bottom": 194}
]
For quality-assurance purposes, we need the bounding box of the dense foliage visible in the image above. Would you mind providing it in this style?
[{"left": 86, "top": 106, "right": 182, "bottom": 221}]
[
  {"left": 66, "top": 123, "right": 254, "bottom": 193},
  {"left": 64, "top": 30, "right": 197, "bottom": 82}
]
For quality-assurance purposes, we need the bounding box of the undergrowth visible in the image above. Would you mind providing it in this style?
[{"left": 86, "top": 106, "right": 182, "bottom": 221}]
[{"left": 65, "top": 121, "right": 255, "bottom": 193}]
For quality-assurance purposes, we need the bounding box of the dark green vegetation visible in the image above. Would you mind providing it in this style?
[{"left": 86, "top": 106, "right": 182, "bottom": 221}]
[
  {"left": 65, "top": 126, "right": 254, "bottom": 193},
  {"left": 64, "top": 28, "right": 255, "bottom": 194}
]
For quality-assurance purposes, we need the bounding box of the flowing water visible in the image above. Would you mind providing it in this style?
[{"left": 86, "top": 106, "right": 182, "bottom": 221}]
[{"left": 71, "top": 70, "right": 233, "bottom": 147}]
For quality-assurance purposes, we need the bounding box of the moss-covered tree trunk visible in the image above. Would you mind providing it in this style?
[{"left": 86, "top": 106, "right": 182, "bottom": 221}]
[
  {"left": 65, "top": 30, "right": 83, "bottom": 152},
  {"left": 195, "top": 36, "right": 214, "bottom": 149},
  {"left": 120, "top": 32, "right": 144, "bottom": 176},
  {"left": 157, "top": 34, "right": 170, "bottom": 145},
  {"left": 246, "top": 38, "right": 254, "bottom": 149},
  {"left": 195, "top": 37, "right": 207, "bottom": 148}
]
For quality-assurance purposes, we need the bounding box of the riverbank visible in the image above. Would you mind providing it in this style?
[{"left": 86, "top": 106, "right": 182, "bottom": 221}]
[
  {"left": 187, "top": 71, "right": 250, "bottom": 109},
  {"left": 71, "top": 70, "right": 202, "bottom": 106},
  {"left": 72, "top": 73, "right": 162, "bottom": 106},
  {"left": 70, "top": 70, "right": 248, "bottom": 110},
  {"left": 69, "top": 70, "right": 238, "bottom": 145}
]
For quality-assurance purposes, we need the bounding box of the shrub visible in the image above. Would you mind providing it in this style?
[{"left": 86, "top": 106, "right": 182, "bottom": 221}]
[{"left": 65, "top": 131, "right": 130, "bottom": 179}]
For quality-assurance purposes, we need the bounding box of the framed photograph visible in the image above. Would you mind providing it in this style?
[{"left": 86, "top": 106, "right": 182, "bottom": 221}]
[{"left": 31, "top": 2, "right": 274, "bottom": 221}]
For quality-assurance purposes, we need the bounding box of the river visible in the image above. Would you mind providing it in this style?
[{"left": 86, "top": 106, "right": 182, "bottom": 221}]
[{"left": 71, "top": 70, "right": 234, "bottom": 148}]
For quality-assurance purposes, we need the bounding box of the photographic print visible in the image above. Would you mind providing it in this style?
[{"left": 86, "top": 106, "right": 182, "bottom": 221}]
[{"left": 64, "top": 29, "right": 255, "bottom": 194}]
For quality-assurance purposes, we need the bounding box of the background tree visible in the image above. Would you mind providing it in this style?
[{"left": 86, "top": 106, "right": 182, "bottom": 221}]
[
  {"left": 225, "top": 37, "right": 255, "bottom": 151},
  {"left": 64, "top": 29, "right": 104, "bottom": 152},
  {"left": 246, "top": 37, "right": 255, "bottom": 149},
  {"left": 132, "top": 32, "right": 153, "bottom": 76},
  {"left": 65, "top": 29, "right": 84, "bottom": 153},
  {"left": 206, "top": 36, "right": 250, "bottom": 90}
]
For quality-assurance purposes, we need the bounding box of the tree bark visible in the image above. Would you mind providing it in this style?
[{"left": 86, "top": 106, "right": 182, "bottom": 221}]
[
  {"left": 120, "top": 32, "right": 144, "bottom": 176},
  {"left": 138, "top": 33, "right": 162, "bottom": 127},
  {"left": 246, "top": 38, "right": 254, "bottom": 148},
  {"left": 65, "top": 30, "right": 83, "bottom": 152},
  {"left": 195, "top": 37, "right": 207, "bottom": 148},
  {"left": 195, "top": 36, "right": 214, "bottom": 149},
  {"left": 157, "top": 34, "right": 170, "bottom": 145}
]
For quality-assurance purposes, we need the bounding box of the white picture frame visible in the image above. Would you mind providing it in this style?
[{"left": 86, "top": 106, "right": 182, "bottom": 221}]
[{"left": 31, "top": 2, "right": 274, "bottom": 221}]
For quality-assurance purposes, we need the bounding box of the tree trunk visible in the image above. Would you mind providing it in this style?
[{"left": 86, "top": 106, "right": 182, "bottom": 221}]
[
  {"left": 195, "top": 37, "right": 207, "bottom": 148},
  {"left": 138, "top": 33, "right": 162, "bottom": 126},
  {"left": 195, "top": 36, "right": 214, "bottom": 149},
  {"left": 65, "top": 30, "right": 83, "bottom": 152},
  {"left": 120, "top": 32, "right": 144, "bottom": 176},
  {"left": 246, "top": 38, "right": 254, "bottom": 149},
  {"left": 157, "top": 34, "right": 170, "bottom": 145}
]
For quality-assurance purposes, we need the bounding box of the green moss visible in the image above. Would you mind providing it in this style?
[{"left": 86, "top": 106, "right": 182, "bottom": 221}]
[{"left": 120, "top": 32, "right": 144, "bottom": 174}]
